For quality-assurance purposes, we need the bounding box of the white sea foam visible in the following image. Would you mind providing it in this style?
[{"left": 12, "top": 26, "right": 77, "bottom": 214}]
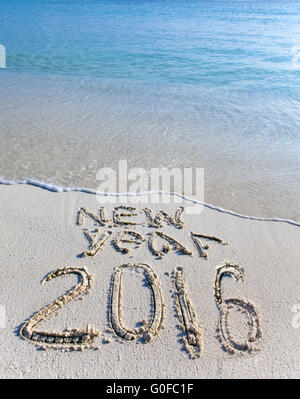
[{"left": 1, "top": 178, "right": 299, "bottom": 227}]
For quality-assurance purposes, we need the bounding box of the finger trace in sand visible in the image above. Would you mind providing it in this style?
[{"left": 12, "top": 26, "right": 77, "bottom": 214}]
[
  {"left": 77, "top": 207, "right": 109, "bottom": 227},
  {"left": 214, "top": 262, "right": 262, "bottom": 354},
  {"left": 174, "top": 268, "right": 203, "bottom": 359},
  {"left": 191, "top": 232, "right": 228, "bottom": 259},
  {"left": 218, "top": 298, "right": 263, "bottom": 354},
  {"left": 20, "top": 267, "right": 100, "bottom": 350},
  {"left": 112, "top": 231, "right": 145, "bottom": 254},
  {"left": 82, "top": 229, "right": 112, "bottom": 257},
  {"left": 110, "top": 263, "right": 164, "bottom": 342},
  {"left": 143, "top": 207, "right": 185, "bottom": 229},
  {"left": 148, "top": 231, "right": 192, "bottom": 259},
  {"left": 113, "top": 206, "right": 139, "bottom": 225},
  {"left": 214, "top": 261, "right": 244, "bottom": 305}
]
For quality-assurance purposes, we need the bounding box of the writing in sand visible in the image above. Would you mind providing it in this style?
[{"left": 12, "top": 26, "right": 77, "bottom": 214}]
[{"left": 19, "top": 206, "right": 262, "bottom": 358}]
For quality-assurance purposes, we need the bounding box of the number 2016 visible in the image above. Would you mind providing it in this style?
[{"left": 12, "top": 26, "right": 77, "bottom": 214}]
[{"left": 20, "top": 262, "right": 262, "bottom": 357}]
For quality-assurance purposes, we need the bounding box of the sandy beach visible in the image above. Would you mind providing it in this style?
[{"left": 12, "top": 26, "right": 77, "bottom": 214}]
[{"left": 0, "top": 183, "right": 299, "bottom": 379}]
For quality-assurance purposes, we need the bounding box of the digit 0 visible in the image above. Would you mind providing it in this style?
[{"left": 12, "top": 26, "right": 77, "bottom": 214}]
[{"left": 110, "top": 263, "right": 164, "bottom": 342}]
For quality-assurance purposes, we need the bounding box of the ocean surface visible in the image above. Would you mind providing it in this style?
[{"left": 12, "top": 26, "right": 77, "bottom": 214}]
[{"left": 0, "top": 0, "right": 300, "bottom": 220}]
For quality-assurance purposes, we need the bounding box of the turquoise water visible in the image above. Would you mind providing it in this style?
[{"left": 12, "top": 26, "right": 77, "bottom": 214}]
[
  {"left": 0, "top": 0, "right": 300, "bottom": 219},
  {"left": 1, "top": 0, "right": 300, "bottom": 89}
]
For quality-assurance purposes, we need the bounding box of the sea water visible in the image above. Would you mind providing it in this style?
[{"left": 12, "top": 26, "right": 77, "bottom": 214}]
[{"left": 0, "top": 0, "right": 300, "bottom": 219}]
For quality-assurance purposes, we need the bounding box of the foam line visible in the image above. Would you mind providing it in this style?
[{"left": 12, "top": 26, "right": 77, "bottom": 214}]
[{"left": 0, "top": 178, "right": 299, "bottom": 227}]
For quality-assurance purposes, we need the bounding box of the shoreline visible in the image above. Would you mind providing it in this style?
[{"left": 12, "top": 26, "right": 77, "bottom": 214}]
[
  {"left": 1, "top": 71, "right": 300, "bottom": 223},
  {"left": 1, "top": 178, "right": 300, "bottom": 227}
]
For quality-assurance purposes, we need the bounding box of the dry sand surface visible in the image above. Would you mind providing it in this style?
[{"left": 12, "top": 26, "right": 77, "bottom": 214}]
[{"left": 0, "top": 184, "right": 299, "bottom": 378}]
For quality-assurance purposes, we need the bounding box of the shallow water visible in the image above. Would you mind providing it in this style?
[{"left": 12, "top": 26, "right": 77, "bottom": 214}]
[{"left": 0, "top": 0, "right": 300, "bottom": 220}]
